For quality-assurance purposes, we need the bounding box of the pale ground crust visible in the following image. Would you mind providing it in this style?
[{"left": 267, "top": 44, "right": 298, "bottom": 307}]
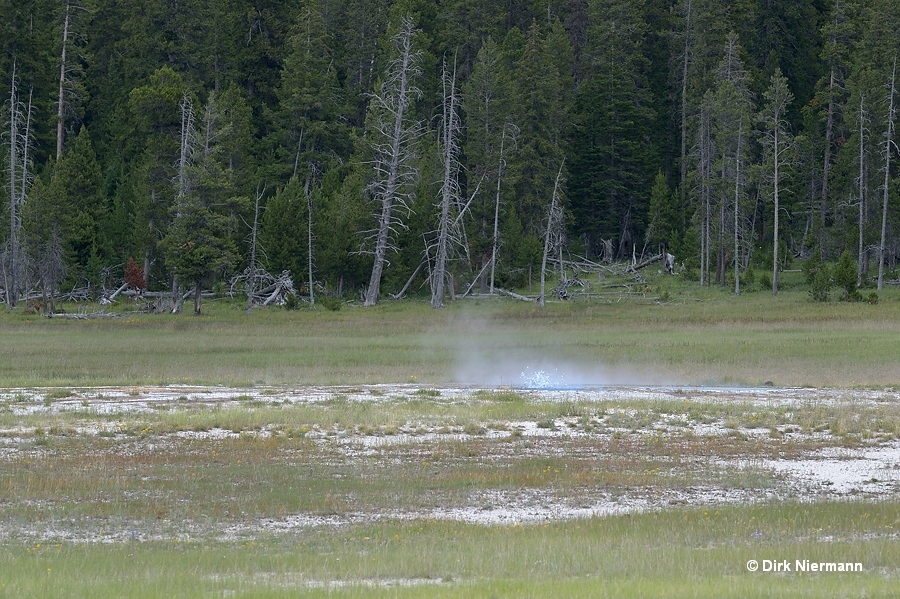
[{"left": 2, "top": 384, "right": 898, "bottom": 543}]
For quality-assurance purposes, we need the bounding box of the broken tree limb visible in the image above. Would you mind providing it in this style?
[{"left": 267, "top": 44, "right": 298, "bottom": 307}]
[
  {"left": 496, "top": 288, "right": 535, "bottom": 302},
  {"left": 463, "top": 260, "right": 492, "bottom": 297},
  {"left": 391, "top": 259, "right": 426, "bottom": 300},
  {"left": 100, "top": 283, "right": 129, "bottom": 304},
  {"left": 630, "top": 253, "right": 664, "bottom": 272}
]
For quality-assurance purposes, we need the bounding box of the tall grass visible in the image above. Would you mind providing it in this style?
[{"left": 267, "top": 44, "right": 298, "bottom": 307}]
[{"left": 1, "top": 284, "right": 900, "bottom": 387}]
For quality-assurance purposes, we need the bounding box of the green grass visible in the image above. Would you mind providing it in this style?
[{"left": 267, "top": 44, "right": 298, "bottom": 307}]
[
  {"left": 0, "top": 392, "right": 896, "bottom": 597},
  {"left": 1, "top": 278, "right": 900, "bottom": 387},
  {"left": 2, "top": 282, "right": 900, "bottom": 597},
  {"left": 2, "top": 503, "right": 897, "bottom": 598}
]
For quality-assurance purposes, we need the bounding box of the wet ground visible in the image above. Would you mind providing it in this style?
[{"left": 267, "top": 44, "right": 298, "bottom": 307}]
[{"left": 1, "top": 384, "right": 898, "bottom": 541}]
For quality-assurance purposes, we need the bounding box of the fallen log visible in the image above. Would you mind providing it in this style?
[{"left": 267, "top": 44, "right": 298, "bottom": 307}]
[
  {"left": 630, "top": 253, "right": 663, "bottom": 271},
  {"left": 100, "top": 283, "right": 129, "bottom": 304},
  {"left": 47, "top": 311, "right": 123, "bottom": 319},
  {"left": 496, "top": 288, "right": 535, "bottom": 302}
]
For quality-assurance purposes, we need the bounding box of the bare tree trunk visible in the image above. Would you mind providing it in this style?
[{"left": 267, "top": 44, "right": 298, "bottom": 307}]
[
  {"left": 819, "top": 67, "right": 835, "bottom": 255},
  {"left": 247, "top": 185, "right": 262, "bottom": 315},
  {"left": 735, "top": 119, "right": 742, "bottom": 296},
  {"left": 679, "top": 0, "right": 693, "bottom": 205},
  {"left": 364, "top": 18, "right": 422, "bottom": 306},
  {"left": 171, "top": 276, "right": 183, "bottom": 314},
  {"left": 490, "top": 124, "right": 515, "bottom": 294},
  {"left": 6, "top": 62, "right": 32, "bottom": 309},
  {"left": 857, "top": 96, "right": 867, "bottom": 287},
  {"left": 878, "top": 56, "right": 897, "bottom": 291},
  {"left": 7, "top": 62, "right": 18, "bottom": 308},
  {"left": 718, "top": 160, "right": 727, "bottom": 287},
  {"left": 194, "top": 281, "right": 202, "bottom": 315},
  {"left": 772, "top": 117, "right": 780, "bottom": 296},
  {"left": 177, "top": 94, "right": 195, "bottom": 203},
  {"left": 699, "top": 99, "right": 712, "bottom": 287},
  {"left": 539, "top": 160, "right": 565, "bottom": 308},
  {"left": 306, "top": 178, "right": 315, "bottom": 307},
  {"left": 56, "top": 2, "right": 70, "bottom": 159},
  {"left": 432, "top": 58, "right": 460, "bottom": 309}
]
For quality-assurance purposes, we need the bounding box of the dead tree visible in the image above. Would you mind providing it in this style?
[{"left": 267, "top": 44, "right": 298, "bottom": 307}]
[
  {"left": 878, "top": 56, "right": 897, "bottom": 291},
  {"left": 539, "top": 160, "right": 565, "bottom": 308},
  {"left": 246, "top": 184, "right": 263, "bottom": 315},
  {"left": 431, "top": 56, "right": 462, "bottom": 309},
  {"left": 5, "top": 61, "right": 34, "bottom": 308},
  {"left": 55, "top": 2, "right": 87, "bottom": 158},
  {"left": 734, "top": 118, "right": 743, "bottom": 296},
  {"left": 760, "top": 69, "right": 794, "bottom": 296},
  {"left": 170, "top": 93, "right": 197, "bottom": 314},
  {"left": 56, "top": 2, "right": 71, "bottom": 159},
  {"left": 306, "top": 180, "right": 315, "bottom": 307},
  {"left": 363, "top": 17, "right": 423, "bottom": 306},
  {"left": 34, "top": 229, "right": 66, "bottom": 314},
  {"left": 856, "top": 95, "right": 869, "bottom": 287},
  {"left": 489, "top": 122, "right": 517, "bottom": 294},
  {"left": 698, "top": 95, "right": 713, "bottom": 287}
]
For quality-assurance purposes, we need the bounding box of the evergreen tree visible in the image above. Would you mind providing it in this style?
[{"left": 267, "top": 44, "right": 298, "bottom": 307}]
[
  {"left": 462, "top": 37, "right": 517, "bottom": 292},
  {"left": 161, "top": 193, "right": 236, "bottom": 314},
  {"left": 507, "top": 20, "right": 571, "bottom": 239},
  {"left": 43, "top": 127, "right": 106, "bottom": 283},
  {"left": 709, "top": 33, "right": 752, "bottom": 287},
  {"left": 568, "top": 0, "right": 656, "bottom": 258},
  {"left": 259, "top": 177, "right": 307, "bottom": 279},
  {"left": 646, "top": 170, "right": 680, "bottom": 252},
  {"left": 274, "top": 1, "right": 348, "bottom": 184},
  {"left": 128, "top": 66, "right": 190, "bottom": 288}
]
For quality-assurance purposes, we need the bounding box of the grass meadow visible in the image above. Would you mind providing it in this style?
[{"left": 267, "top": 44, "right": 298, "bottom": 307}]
[
  {"left": 1, "top": 271, "right": 900, "bottom": 388},
  {"left": 1, "top": 275, "right": 899, "bottom": 597}
]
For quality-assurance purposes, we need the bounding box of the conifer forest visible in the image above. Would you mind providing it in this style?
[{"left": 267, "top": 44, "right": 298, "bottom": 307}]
[{"left": 2, "top": 0, "right": 900, "bottom": 309}]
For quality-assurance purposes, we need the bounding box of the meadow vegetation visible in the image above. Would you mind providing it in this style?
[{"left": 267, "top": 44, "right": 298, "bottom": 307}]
[
  {"left": 1, "top": 279, "right": 899, "bottom": 597},
  {"left": 0, "top": 272, "right": 899, "bottom": 388}
]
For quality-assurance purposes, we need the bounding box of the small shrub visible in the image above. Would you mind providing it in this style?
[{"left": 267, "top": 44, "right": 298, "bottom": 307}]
[
  {"left": 833, "top": 250, "right": 860, "bottom": 301},
  {"left": 463, "top": 422, "right": 487, "bottom": 435},
  {"left": 681, "top": 267, "right": 699, "bottom": 282},
  {"left": 759, "top": 272, "right": 772, "bottom": 292},
  {"left": 283, "top": 293, "right": 300, "bottom": 310},
  {"left": 808, "top": 264, "right": 832, "bottom": 302},
  {"left": 743, "top": 265, "right": 756, "bottom": 289},
  {"left": 802, "top": 253, "right": 821, "bottom": 285},
  {"left": 867, "top": 292, "right": 879, "bottom": 305},
  {"left": 319, "top": 295, "right": 342, "bottom": 311},
  {"left": 125, "top": 257, "right": 147, "bottom": 291}
]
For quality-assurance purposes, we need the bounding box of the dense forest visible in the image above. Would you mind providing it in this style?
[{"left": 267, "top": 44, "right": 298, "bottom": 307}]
[{"left": 2, "top": 0, "right": 900, "bottom": 310}]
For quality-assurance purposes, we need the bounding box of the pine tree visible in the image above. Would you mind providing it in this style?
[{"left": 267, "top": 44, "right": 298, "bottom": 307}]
[
  {"left": 275, "top": 1, "right": 348, "bottom": 184},
  {"left": 568, "top": 0, "right": 655, "bottom": 258},
  {"left": 43, "top": 127, "right": 106, "bottom": 283},
  {"left": 462, "top": 36, "right": 517, "bottom": 293},
  {"left": 128, "top": 67, "right": 190, "bottom": 287},
  {"left": 759, "top": 68, "right": 796, "bottom": 295},
  {"left": 507, "top": 20, "right": 571, "bottom": 240}
]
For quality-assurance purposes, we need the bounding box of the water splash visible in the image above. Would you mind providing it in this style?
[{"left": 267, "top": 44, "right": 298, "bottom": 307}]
[{"left": 519, "top": 367, "right": 568, "bottom": 390}]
